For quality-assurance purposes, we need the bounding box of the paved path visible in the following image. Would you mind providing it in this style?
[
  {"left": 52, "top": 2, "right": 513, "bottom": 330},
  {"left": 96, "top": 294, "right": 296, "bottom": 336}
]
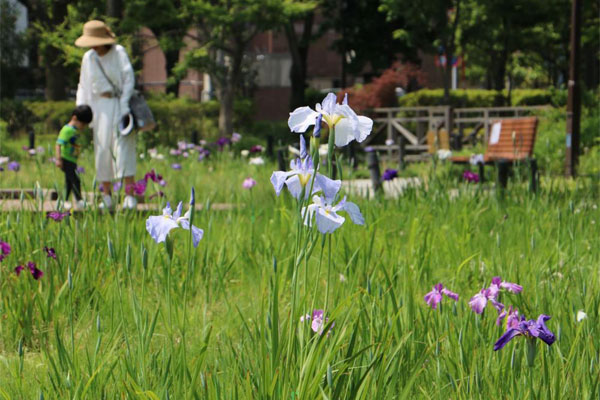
[
  {"left": 342, "top": 178, "right": 422, "bottom": 199},
  {"left": 0, "top": 189, "right": 236, "bottom": 212}
]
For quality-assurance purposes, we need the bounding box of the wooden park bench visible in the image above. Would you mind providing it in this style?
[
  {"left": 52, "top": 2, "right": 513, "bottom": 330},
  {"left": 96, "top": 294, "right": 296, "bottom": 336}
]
[{"left": 450, "top": 116, "right": 539, "bottom": 190}]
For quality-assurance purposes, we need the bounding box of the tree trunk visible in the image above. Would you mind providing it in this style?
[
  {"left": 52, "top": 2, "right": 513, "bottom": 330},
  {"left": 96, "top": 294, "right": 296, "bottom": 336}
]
[
  {"left": 45, "top": 52, "right": 67, "bottom": 100},
  {"left": 285, "top": 14, "right": 314, "bottom": 110},
  {"left": 106, "top": 0, "right": 122, "bottom": 18},
  {"left": 44, "top": 0, "right": 69, "bottom": 101},
  {"left": 164, "top": 48, "right": 181, "bottom": 96},
  {"left": 218, "top": 85, "right": 234, "bottom": 135}
]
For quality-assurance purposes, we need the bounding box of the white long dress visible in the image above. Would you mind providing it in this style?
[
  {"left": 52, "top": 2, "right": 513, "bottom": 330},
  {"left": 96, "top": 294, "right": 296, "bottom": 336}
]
[{"left": 76, "top": 44, "right": 136, "bottom": 182}]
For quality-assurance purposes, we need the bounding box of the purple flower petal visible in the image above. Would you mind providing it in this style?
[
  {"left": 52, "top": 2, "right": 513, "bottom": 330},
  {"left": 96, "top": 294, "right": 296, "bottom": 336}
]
[
  {"left": 424, "top": 291, "right": 443, "bottom": 309},
  {"left": 382, "top": 169, "right": 398, "bottom": 181},
  {"left": 493, "top": 328, "right": 522, "bottom": 351},
  {"left": 532, "top": 314, "right": 556, "bottom": 346},
  {"left": 44, "top": 246, "right": 57, "bottom": 259},
  {"left": 441, "top": 287, "right": 459, "bottom": 301},
  {"left": 500, "top": 281, "right": 523, "bottom": 293},
  {"left": 469, "top": 291, "right": 488, "bottom": 314}
]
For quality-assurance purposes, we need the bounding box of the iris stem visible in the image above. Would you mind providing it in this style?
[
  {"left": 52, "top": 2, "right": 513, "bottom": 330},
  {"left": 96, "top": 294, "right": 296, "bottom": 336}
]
[{"left": 324, "top": 234, "right": 332, "bottom": 310}]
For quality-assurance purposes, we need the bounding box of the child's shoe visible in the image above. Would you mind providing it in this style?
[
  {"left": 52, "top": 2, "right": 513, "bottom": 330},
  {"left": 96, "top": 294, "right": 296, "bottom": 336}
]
[
  {"left": 74, "top": 199, "right": 86, "bottom": 210},
  {"left": 99, "top": 194, "right": 113, "bottom": 210},
  {"left": 64, "top": 201, "right": 73, "bottom": 211},
  {"left": 123, "top": 195, "right": 138, "bottom": 210}
]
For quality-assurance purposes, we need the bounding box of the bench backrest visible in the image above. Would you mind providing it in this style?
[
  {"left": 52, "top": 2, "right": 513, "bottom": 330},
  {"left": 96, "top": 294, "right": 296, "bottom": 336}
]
[
  {"left": 486, "top": 117, "right": 538, "bottom": 160},
  {"left": 426, "top": 129, "right": 450, "bottom": 154}
]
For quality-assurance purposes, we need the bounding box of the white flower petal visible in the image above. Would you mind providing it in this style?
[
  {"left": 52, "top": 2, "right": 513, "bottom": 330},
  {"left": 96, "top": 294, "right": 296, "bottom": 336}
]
[
  {"left": 341, "top": 201, "right": 364, "bottom": 225},
  {"left": 315, "top": 208, "right": 345, "bottom": 234},
  {"left": 288, "top": 107, "right": 319, "bottom": 133},
  {"left": 356, "top": 115, "right": 373, "bottom": 143},
  {"left": 334, "top": 118, "right": 357, "bottom": 147}
]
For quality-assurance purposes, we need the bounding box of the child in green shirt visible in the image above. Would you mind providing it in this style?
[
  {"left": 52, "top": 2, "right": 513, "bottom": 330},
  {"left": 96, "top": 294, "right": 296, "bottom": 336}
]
[{"left": 55, "top": 105, "right": 93, "bottom": 210}]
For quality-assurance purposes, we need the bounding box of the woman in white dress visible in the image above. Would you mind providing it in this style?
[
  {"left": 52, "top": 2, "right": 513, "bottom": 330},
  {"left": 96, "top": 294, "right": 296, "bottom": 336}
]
[{"left": 75, "top": 20, "right": 137, "bottom": 210}]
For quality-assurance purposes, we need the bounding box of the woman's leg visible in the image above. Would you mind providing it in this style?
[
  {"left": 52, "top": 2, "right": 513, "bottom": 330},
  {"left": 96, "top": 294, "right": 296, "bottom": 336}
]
[{"left": 101, "top": 181, "right": 112, "bottom": 195}]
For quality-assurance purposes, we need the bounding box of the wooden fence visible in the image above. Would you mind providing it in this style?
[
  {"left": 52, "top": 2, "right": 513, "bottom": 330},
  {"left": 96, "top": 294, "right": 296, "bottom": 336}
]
[{"left": 365, "top": 105, "right": 547, "bottom": 164}]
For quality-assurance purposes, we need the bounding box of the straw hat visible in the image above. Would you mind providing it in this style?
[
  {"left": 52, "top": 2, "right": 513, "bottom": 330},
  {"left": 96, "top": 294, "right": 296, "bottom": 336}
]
[{"left": 75, "top": 20, "right": 116, "bottom": 47}]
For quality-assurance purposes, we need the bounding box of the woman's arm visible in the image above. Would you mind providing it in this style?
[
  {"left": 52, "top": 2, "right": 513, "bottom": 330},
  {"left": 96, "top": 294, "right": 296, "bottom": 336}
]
[
  {"left": 117, "top": 46, "right": 135, "bottom": 117},
  {"left": 76, "top": 53, "right": 90, "bottom": 106}
]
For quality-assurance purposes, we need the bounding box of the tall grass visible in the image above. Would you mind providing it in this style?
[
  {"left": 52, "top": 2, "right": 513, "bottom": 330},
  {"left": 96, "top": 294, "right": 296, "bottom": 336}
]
[{"left": 0, "top": 147, "right": 598, "bottom": 398}]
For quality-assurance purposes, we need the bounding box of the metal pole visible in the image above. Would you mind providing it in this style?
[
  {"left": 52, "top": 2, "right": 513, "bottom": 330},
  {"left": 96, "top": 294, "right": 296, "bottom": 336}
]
[
  {"left": 276, "top": 149, "right": 287, "bottom": 172},
  {"left": 565, "top": 0, "right": 582, "bottom": 177},
  {"left": 367, "top": 151, "right": 382, "bottom": 193}
]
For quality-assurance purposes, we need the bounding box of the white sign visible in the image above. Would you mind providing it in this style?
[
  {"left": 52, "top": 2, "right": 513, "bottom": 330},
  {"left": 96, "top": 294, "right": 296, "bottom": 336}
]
[{"left": 489, "top": 122, "right": 502, "bottom": 145}]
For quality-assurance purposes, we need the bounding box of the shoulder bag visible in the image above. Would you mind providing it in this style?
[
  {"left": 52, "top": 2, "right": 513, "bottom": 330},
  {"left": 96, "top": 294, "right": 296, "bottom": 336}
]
[{"left": 93, "top": 54, "right": 156, "bottom": 133}]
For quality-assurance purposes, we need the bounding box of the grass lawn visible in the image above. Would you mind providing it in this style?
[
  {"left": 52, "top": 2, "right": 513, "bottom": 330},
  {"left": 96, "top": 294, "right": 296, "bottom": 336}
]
[{"left": 0, "top": 136, "right": 598, "bottom": 399}]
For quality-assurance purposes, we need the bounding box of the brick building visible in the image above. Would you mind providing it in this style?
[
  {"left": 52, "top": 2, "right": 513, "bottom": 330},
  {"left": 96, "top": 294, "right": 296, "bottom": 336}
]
[{"left": 137, "top": 23, "right": 441, "bottom": 121}]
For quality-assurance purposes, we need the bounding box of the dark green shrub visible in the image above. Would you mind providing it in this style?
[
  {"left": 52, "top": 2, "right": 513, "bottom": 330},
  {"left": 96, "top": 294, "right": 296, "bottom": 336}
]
[
  {"left": 2, "top": 96, "right": 256, "bottom": 147},
  {"left": 397, "top": 88, "right": 571, "bottom": 108}
]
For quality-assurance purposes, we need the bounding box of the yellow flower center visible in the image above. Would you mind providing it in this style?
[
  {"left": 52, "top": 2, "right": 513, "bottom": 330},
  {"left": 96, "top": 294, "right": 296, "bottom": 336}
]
[
  {"left": 323, "top": 114, "right": 342, "bottom": 127},
  {"left": 299, "top": 173, "right": 311, "bottom": 187}
]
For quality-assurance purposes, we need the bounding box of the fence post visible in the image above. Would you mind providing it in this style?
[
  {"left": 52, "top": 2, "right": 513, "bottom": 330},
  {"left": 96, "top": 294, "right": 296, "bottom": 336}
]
[
  {"left": 28, "top": 128, "right": 35, "bottom": 150},
  {"left": 483, "top": 109, "right": 490, "bottom": 144},
  {"left": 368, "top": 151, "right": 382, "bottom": 193},
  {"left": 446, "top": 106, "right": 454, "bottom": 137},
  {"left": 276, "top": 148, "right": 287, "bottom": 171},
  {"left": 398, "top": 134, "right": 406, "bottom": 170},
  {"left": 497, "top": 159, "right": 510, "bottom": 189},
  {"left": 529, "top": 158, "right": 539, "bottom": 193},
  {"left": 266, "top": 135, "right": 274, "bottom": 158},
  {"left": 347, "top": 143, "right": 358, "bottom": 169},
  {"left": 478, "top": 162, "right": 485, "bottom": 184}
]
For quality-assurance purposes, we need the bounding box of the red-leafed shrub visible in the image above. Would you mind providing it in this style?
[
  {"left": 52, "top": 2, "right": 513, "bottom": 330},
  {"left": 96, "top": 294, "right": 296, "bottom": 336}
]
[{"left": 338, "top": 62, "right": 426, "bottom": 114}]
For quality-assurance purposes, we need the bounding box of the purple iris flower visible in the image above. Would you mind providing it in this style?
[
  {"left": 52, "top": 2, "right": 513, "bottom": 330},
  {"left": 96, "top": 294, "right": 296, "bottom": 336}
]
[
  {"left": 364, "top": 146, "right": 374, "bottom": 152},
  {"left": 113, "top": 181, "right": 123, "bottom": 192},
  {"left": 144, "top": 169, "right": 162, "bottom": 183},
  {"left": 302, "top": 195, "right": 364, "bottom": 234},
  {"left": 270, "top": 135, "right": 341, "bottom": 200},
  {"left": 127, "top": 180, "right": 147, "bottom": 196},
  {"left": 14, "top": 264, "right": 24, "bottom": 276},
  {"left": 28, "top": 261, "right": 44, "bottom": 280},
  {"left": 490, "top": 276, "right": 523, "bottom": 294},
  {"left": 468, "top": 287, "right": 504, "bottom": 314},
  {"left": 232, "top": 132, "right": 242, "bottom": 143},
  {"left": 496, "top": 305, "right": 521, "bottom": 327},
  {"left": 463, "top": 170, "right": 480, "bottom": 183},
  {"left": 76, "top": 166, "right": 85, "bottom": 174},
  {"left": 170, "top": 149, "right": 183, "bottom": 156},
  {"left": 8, "top": 161, "right": 20, "bottom": 171},
  {"left": 382, "top": 169, "right": 398, "bottom": 181},
  {"left": 301, "top": 309, "right": 334, "bottom": 335},
  {"left": 242, "top": 177, "right": 257, "bottom": 189},
  {"left": 44, "top": 246, "right": 57, "bottom": 259},
  {"left": 47, "top": 211, "right": 70, "bottom": 222},
  {"left": 216, "top": 137, "right": 231, "bottom": 148},
  {"left": 424, "top": 283, "right": 459, "bottom": 309},
  {"left": 145, "top": 189, "right": 203, "bottom": 248},
  {"left": 250, "top": 145, "right": 264, "bottom": 153},
  {"left": 0, "top": 240, "right": 10, "bottom": 262},
  {"left": 469, "top": 276, "right": 522, "bottom": 314},
  {"left": 171, "top": 163, "right": 182, "bottom": 170},
  {"left": 493, "top": 314, "right": 556, "bottom": 351}
]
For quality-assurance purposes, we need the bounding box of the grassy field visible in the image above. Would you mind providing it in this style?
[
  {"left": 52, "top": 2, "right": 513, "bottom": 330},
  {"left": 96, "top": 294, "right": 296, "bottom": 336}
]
[{"left": 0, "top": 136, "right": 599, "bottom": 399}]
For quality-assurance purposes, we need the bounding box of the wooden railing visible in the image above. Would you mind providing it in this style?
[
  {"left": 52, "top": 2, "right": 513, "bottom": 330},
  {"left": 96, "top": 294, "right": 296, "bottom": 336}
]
[{"left": 366, "top": 105, "right": 548, "bottom": 165}]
